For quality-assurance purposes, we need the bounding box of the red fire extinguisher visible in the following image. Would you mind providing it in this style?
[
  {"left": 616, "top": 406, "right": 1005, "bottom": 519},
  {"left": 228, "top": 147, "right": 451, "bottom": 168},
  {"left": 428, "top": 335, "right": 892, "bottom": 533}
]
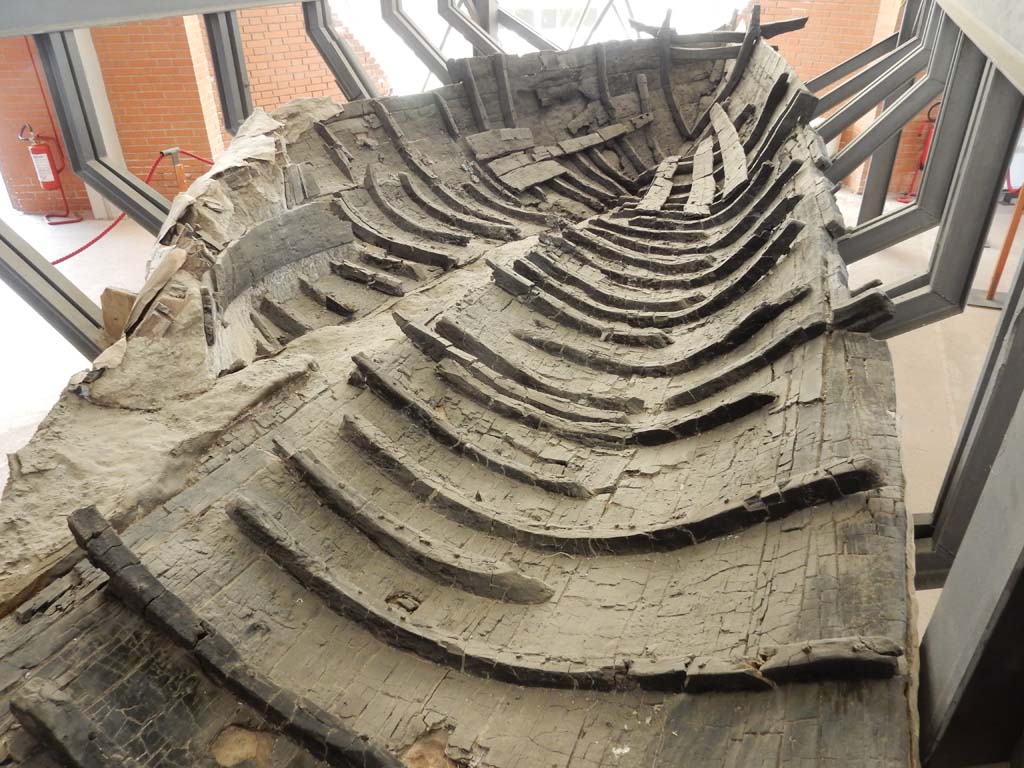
[
  {"left": 19, "top": 123, "right": 61, "bottom": 190},
  {"left": 17, "top": 123, "right": 82, "bottom": 224}
]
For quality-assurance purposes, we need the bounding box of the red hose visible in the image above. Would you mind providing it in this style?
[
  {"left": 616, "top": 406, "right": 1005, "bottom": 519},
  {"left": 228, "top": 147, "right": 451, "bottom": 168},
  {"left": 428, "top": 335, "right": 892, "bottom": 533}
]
[
  {"left": 24, "top": 38, "right": 84, "bottom": 225},
  {"left": 52, "top": 150, "right": 212, "bottom": 265}
]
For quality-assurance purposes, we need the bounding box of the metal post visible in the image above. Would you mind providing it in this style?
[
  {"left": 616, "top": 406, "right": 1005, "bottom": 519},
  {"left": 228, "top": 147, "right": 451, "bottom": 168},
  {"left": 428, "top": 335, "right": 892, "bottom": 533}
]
[
  {"left": 872, "top": 64, "right": 1024, "bottom": 337},
  {"left": 918, "top": 286, "right": 1024, "bottom": 762},
  {"left": 856, "top": 0, "right": 931, "bottom": 223},
  {"left": 825, "top": 14, "right": 959, "bottom": 184},
  {"left": 496, "top": 9, "right": 559, "bottom": 51},
  {"left": 473, "top": 0, "right": 497, "bottom": 39},
  {"left": 836, "top": 34, "right": 987, "bottom": 264},
  {"left": 204, "top": 11, "right": 252, "bottom": 134},
  {"left": 33, "top": 31, "right": 170, "bottom": 235},
  {"left": 817, "top": 45, "right": 931, "bottom": 142},
  {"left": 438, "top": 0, "right": 503, "bottom": 56},
  {"left": 0, "top": 220, "right": 105, "bottom": 360},
  {"left": 381, "top": 0, "right": 452, "bottom": 84},
  {"left": 303, "top": 0, "right": 379, "bottom": 100},
  {"left": 805, "top": 33, "right": 899, "bottom": 94}
]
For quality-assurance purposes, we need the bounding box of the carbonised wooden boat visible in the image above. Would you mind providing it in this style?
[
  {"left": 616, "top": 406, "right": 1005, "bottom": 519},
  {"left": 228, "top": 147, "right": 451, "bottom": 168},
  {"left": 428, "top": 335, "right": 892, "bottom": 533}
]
[{"left": 0, "top": 14, "right": 912, "bottom": 767}]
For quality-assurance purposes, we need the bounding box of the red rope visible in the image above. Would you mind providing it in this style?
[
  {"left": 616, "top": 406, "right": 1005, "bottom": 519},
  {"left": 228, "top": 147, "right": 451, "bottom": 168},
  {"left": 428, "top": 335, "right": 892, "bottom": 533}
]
[{"left": 52, "top": 150, "right": 212, "bottom": 265}]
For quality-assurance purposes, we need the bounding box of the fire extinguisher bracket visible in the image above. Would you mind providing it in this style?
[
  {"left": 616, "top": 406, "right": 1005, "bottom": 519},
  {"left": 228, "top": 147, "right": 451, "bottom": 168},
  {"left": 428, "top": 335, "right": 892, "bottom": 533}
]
[{"left": 17, "top": 122, "right": 83, "bottom": 225}]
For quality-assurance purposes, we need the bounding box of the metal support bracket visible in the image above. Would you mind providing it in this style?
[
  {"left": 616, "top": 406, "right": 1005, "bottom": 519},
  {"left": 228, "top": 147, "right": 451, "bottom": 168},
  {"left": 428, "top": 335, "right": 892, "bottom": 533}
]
[
  {"left": 837, "top": 33, "right": 987, "bottom": 263},
  {"left": 871, "top": 64, "right": 1024, "bottom": 338},
  {"left": 0, "top": 220, "right": 105, "bottom": 360},
  {"left": 439, "top": 0, "right": 503, "bottom": 56},
  {"left": 381, "top": 0, "right": 452, "bottom": 85},
  {"left": 825, "top": 12, "right": 959, "bottom": 183},
  {"left": 303, "top": 0, "right": 379, "bottom": 100},
  {"left": 204, "top": 11, "right": 252, "bottom": 134},
  {"left": 496, "top": 8, "right": 560, "bottom": 51},
  {"left": 33, "top": 31, "right": 170, "bottom": 235}
]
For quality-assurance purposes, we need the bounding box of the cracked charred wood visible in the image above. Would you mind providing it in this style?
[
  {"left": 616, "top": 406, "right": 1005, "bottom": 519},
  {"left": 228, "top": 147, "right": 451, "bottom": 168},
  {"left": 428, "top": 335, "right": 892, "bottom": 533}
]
[{"left": 0, "top": 14, "right": 914, "bottom": 768}]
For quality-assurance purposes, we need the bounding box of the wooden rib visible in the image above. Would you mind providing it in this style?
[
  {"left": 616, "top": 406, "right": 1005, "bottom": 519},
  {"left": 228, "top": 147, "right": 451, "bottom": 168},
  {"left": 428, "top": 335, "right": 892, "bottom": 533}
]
[
  {"left": 561, "top": 227, "right": 713, "bottom": 272},
  {"left": 278, "top": 448, "right": 553, "bottom": 603},
  {"left": 299, "top": 278, "right": 358, "bottom": 315},
  {"left": 487, "top": 259, "right": 673, "bottom": 347},
  {"left": 516, "top": 219, "right": 804, "bottom": 329},
  {"left": 331, "top": 195, "right": 459, "bottom": 270},
  {"left": 667, "top": 318, "right": 828, "bottom": 408},
  {"left": 524, "top": 248, "right": 704, "bottom": 311},
  {"left": 595, "top": 43, "right": 618, "bottom": 120},
  {"left": 356, "top": 247, "right": 426, "bottom": 280},
  {"left": 709, "top": 103, "right": 748, "bottom": 196},
  {"left": 67, "top": 507, "right": 402, "bottom": 768},
  {"left": 514, "top": 285, "right": 811, "bottom": 376},
  {"left": 551, "top": 192, "right": 803, "bottom": 289},
  {"left": 490, "top": 53, "right": 518, "bottom": 128},
  {"left": 259, "top": 296, "right": 314, "bottom": 339},
  {"left": 436, "top": 358, "right": 775, "bottom": 446},
  {"left": 393, "top": 311, "right": 628, "bottom": 423},
  {"left": 313, "top": 120, "right": 354, "bottom": 180},
  {"left": 352, "top": 352, "right": 600, "bottom": 498},
  {"left": 587, "top": 147, "right": 639, "bottom": 192},
  {"left": 229, "top": 483, "right": 682, "bottom": 690},
  {"left": 659, "top": 31, "right": 691, "bottom": 140},
  {"left": 546, "top": 175, "right": 605, "bottom": 211},
  {"left": 617, "top": 159, "right": 801, "bottom": 241},
  {"left": 434, "top": 315, "right": 646, "bottom": 413},
  {"left": 433, "top": 91, "right": 460, "bottom": 138},
  {"left": 683, "top": 137, "right": 716, "bottom": 216},
  {"left": 450, "top": 58, "right": 490, "bottom": 131},
  {"left": 364, "top": 164, "right": 471, "bottom": 246},
  {"left": 565, "top": 154, "right": 630, "bottom": 197},
  {"left": 691, "top": 5, "right": 761, "bottom": 138},
  {"left": 399, "top": 172, "right": 518, "bottom": 240},
  {"left": 330, "top": 259, "right": 405, "bottom": 296},
  {"left": 461, "top": 182, "right": 552, "bottom": 225},
  {"left": 343, "top": 413, "right": 884, "bottom": 555}
]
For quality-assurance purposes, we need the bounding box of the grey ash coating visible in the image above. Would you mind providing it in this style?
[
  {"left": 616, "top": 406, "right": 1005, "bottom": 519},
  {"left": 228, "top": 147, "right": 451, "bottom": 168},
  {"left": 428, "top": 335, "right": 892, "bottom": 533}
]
[{"left": 0, "top": 26, "right": 911, "bottom": 768}]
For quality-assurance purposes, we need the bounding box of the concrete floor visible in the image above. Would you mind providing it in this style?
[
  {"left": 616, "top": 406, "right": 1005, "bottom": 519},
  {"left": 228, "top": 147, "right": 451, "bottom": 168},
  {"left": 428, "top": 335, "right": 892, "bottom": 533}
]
[
  {"left": 0, "top": 205, "right": 153, "bottom": 490},
  {"left": 1, "top": 189, "right": 1022, "bottom": 636}
]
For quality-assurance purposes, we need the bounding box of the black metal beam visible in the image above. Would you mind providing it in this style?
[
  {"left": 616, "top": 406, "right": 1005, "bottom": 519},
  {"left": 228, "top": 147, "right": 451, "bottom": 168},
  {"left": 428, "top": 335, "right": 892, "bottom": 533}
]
[
  {"left": 33, "top": 31, "right": 170, "bottom": 236},
  {"left": 496, "top": 9, "right": 560, "bottom": 51},
  {"left": 837, "top": 33, "right": 987, "bottom": 264},
  {"left": 805, "top": 32, "right": 899, "bottom": 93},
  {"left": 381, "top": 0, "right": 451, "bottom": 84},
  {"left": 439, "top": 0, "right": 503, "bottom": 56},
  {"left": 872, "top": 64, "right": 1024, "bottom": 337},
  {"left": 0, "top": 0, "right": 288, "bottom": 37},
  {"left": 0, "top": 220, "right": 106, "bottom": 360},
  {"left": 857, "top": 0, "right": 930, "bottom": 223},
  {"left": 204, "top": 11, "right": 252, "bottom": 134},
  {"left": 918, "top": 280, "right": 1024, "bottom": 762},
  {"left": 302, "top": 0, "right": 379, "bottom": 100},
  {"left": 825, "top": 12, "right": 959, "bottom": 184}
]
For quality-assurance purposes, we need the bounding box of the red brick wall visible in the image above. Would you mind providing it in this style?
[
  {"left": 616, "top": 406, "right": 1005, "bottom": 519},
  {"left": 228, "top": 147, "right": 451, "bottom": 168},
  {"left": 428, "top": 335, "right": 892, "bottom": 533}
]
[
  {"left": 742, "top": 0, "right": 939, "bottom": 194},
  {"left": 91, "top": 18, "right": 219, "bottom": 201},
  {"left": 753, "top": 0, "right": 883, "bottom": 85},
  {"left": 0, "top": 11, "right": 388, "bottom": 216},
  {"left": 237, "top": 3, "right": 391, "bottom": 112},
  {"left": 0, "top": 37, "right": 92, "bottom": 216},
  {"left": 336, "top": 24, "right": 391, "bottom": 98}
]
